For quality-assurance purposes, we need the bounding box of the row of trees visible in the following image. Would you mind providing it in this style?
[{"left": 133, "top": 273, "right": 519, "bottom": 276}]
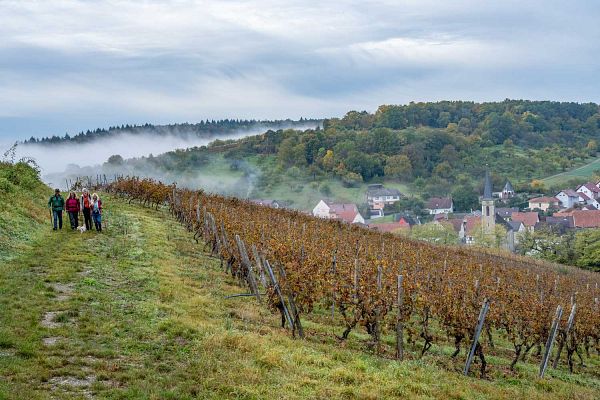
[
  {"left": 518, "top": 228, "right": 600, "bottom": 271},
  {"left": 24, "top": 118, "right": 320, "bottom": 145}
]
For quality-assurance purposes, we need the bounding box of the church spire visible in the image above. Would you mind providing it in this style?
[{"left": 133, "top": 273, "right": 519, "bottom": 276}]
[{"left": 483, "top": 169, "right": 493, "bottom": 200}]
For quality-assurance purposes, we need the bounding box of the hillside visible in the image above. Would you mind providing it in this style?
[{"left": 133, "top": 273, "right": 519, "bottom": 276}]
[
  {"left": 45, "top": 100, "right": 600, "bottom": 213},
  {"left": 1, "top": 165, "right": 599, "bottom": 399}
]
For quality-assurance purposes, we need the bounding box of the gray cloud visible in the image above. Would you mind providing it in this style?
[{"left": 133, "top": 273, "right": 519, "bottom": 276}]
[{"left": 0, "top": 0, "right": 599, "bottom": 139}]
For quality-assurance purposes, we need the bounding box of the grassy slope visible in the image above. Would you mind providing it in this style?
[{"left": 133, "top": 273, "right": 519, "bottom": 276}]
[
  {"left": 0, "top": 163, "right": 49, "bottom": 262},
  {"left": 541, "top": 156, "right": 600, "bottom": 187},
  {"left": 1, "top": 177, "right": 599, "bottom": 398}
]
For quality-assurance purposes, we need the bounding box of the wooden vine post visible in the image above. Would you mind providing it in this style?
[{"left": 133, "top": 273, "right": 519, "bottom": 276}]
[
  {"left": 552, "top": 303, "right": 576, "bottom": 369},
  {"left": 396, "top": 274, "right": 404, "bottom": 360},
  {"left": 539, "top": 305, "right": 563, "bottom": 378},
  {"left": 250, "top": 244, "right": 268, "bottom": 289},
  {"left": 275, "top": 262, "right": 304, "bottom": 339},
  {"left": 331, "top": 252, "right": 337, "bottom": 319},
  {"left": 464, "top": 298, "right": 490, "bottom": 376},
  {"left": 374, "top": 265, "right": 383, "bottom": 350},
  {"left": 234, "top": 234, "right": 261, "bottom": 303},
  {"left": 263, "top": 259, "right": 295, "bottom": 335}
]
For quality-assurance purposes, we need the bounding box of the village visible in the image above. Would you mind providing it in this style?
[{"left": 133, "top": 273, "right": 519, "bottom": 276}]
[{"left": 252, "top": 173, "right": 600, "bottom": 253}]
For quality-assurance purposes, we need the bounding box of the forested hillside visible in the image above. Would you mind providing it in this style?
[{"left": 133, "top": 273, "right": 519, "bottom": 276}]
[{"left": 94, "top": 100, "right": 599, "bottom": 207}]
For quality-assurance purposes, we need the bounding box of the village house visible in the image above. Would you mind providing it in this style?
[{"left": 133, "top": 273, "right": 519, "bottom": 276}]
[
  {"left": 312, "top": 200, "right": 365, "bottom": 224},
  {"left": 425, "top": 197, "right": 453, "bottom": 215},
  {"left": 576, "top": 183, "right": 600, "bottom": 200},
  {"left": 365, "top": 184, "right": 402, "bottom": 210},
  {"left": 496, "top": 207, "right": 519, "bottom": 220},
  {"left": 511, "top": 211, "right": 540, "bottom": 232},
  {"left": 527, "top": 196, "right": 559, "bottom": 212},
  {"left": 578, "top": 192, "right": 600, "bottom": 209},
  {"left": 535, "top": 216, "right": 575, "bottom": 234},
  {"left": 508, "top": 220, "right": 527, "bottom": 236},
  {"left": 555, "top": 189, "right": 580, "bottom": 209},
  {"left": 458, "top": 216, "right": 480, "bottom": 245}
]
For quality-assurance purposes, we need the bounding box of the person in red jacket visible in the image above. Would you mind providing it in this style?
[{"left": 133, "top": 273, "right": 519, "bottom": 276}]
[
  {"left": 80, "top": 188, "right": 93, "bottom": 231},
  {"left": 65, "top": 191, "right": 80, "bottom": 230}
]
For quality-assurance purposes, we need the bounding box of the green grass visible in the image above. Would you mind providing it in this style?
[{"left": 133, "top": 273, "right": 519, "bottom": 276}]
[
  {"left": 541, "top": 156, "right": 600, "bottom": 187},
  {"left": 0, "top": 162, "right": 49, "bottom": 262},
  {"left": 1, "top": 168, "right": 599, "bottom": 398}
]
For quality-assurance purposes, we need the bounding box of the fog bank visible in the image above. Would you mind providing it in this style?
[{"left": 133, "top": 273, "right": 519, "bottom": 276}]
[{"left": 14, "top": 130, "right": 255, "bottom": 175}]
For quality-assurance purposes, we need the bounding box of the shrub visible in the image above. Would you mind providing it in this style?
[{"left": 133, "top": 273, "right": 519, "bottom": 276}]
[
  {"left": 319, "top": 182, "right": 331, "bottom": 196},
  {"left": 0, "top": 177, "right": 14, "bottom": 194}
]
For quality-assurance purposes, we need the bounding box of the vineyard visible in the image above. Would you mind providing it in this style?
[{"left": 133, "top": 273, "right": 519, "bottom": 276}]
[{"left": 104, "top": 176, "right": 600, "bottom": 379}]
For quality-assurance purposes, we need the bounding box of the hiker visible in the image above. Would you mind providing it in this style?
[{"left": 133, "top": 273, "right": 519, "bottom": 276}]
[
  {"left": 80, "top": 188, "right": 93, "bottom": 231},
  {"left": 47, "top": 189, "right": 65, "bottom": 230},
  {"left": 91, "top": 193, "right": 102, "bottom": 232},
  {"left": 65, "top": 191, "right": 80, "bottom": 230}
]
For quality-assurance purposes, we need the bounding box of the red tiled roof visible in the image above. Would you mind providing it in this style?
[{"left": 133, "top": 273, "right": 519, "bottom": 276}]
[
  {"left": 448, "top": 218, "right": 464, "bottom": 233},
  {"left": 555, "top": 208, "right": 575, "bottom": 217},
  {"left": 328, "top": 203, "right": 360, "bottom": 223},
  {"left": 464, "top": 216, "right": 482, "bottom": 236},
  {"left": 578, "top": 183, "right": 600, "bottom": 193},
  {"left": 426, "top": 197, "right": 452, "bottom": 210},
  {"left": 561, "top": 189, "right": 579, "bottom": 197},
  {"left": 571, "top": 210, "right": 600, "bottom": 228},
  {"left": 512, "top": 212, "right": 539, "bottom": 227},
  {"left": 528, "top": 196, "right": 558, "bottom": 203},
  {"left": 433, "top": 213, "right": 447, "bottom": 221},
  {"left": 578, "top": 192, "right": 591, "bottom": 201},
  {"left": 370, "top": 220, "right": 411, "bottom": 233}
]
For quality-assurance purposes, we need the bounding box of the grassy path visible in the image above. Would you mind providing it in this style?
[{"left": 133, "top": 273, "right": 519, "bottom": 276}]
[{"left": 1, "top": 198, "right": 599, "bottom": 399}]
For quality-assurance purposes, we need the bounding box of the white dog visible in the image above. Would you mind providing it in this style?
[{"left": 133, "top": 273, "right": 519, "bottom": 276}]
[{"left": 77, "top": 225, "right": 87, "bottom": 233}]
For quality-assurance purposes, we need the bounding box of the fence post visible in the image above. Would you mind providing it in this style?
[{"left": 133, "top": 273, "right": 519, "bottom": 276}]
[
  {"left": 539, "top": 305, "right": 563, "bottom": 378},
  {"left": 464, "top": 298, "right": 490, "bottom": 375}
]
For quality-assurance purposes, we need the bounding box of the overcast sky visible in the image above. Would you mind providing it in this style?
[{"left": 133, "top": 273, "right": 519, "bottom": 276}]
[{"left": 1, "top": 0, "right": 599, "bottom": 140}]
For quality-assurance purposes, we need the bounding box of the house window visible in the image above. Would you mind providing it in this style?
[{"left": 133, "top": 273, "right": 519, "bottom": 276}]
[{"left": 486, "top": 206, "right": 489, "bottom": 216}]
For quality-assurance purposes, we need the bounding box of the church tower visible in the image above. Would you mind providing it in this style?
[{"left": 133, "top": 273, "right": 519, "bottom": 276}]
[{"left": 482, "top": 170, "right": 495, "bottom": 234}]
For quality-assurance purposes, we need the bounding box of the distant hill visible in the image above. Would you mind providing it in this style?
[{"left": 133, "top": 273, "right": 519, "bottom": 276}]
[{"left": 23, "top": 118, "right": 322, "bottom": 145}]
